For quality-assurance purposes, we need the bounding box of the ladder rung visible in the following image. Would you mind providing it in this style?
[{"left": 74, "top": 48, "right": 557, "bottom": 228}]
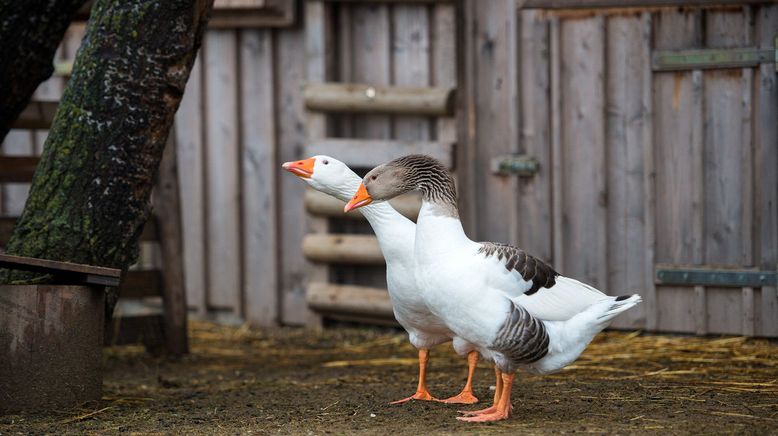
[
  {"left": 305, "top": 138, "right": 455, "bottom": 169},
  {"left": 302, "top": 233, "right": 384, "bottom": 265},
  {"left": 306, "top": 282, "right": 394, "bottom": 319},
  {"left": 304, "top": 188, "right": 421, "bottom": 220},
  {"left": 304, "top": 83, "right": 455, "bottom": 116}
]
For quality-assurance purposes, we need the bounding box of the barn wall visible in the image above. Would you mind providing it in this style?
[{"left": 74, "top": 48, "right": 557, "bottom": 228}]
[{"left": 510, "top": 3, "right": 778, "bottom": 336}]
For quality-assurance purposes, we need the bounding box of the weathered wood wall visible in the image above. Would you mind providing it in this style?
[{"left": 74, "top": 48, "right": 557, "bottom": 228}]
[{"left": 495, "top": 3, "right": 777, "bottom": 336}]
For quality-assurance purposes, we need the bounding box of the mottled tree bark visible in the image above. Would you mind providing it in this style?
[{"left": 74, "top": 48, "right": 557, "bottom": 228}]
[
  {"left": 0, "top": 0, "right": 214, "bottom": 314},
  {"left": 0, "top": 0, "right": 88, "bottom": 142}
]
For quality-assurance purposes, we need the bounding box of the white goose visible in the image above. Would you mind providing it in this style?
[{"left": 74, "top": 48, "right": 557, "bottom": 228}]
[
  {"left": 282, "top": 155, "right": 481, "bottom": 405},
  {"left": 345, "top": 154, "right": 642, "bottom": 422}
]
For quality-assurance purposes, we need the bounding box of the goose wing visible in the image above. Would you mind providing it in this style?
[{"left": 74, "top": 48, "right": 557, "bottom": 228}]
[{"left": 477, "top": 242, "right": 607, "bottom": 321}]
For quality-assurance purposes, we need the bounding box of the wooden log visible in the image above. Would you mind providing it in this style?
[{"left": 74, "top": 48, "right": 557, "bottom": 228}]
[
  {"left": 304, "top": 189, "right": 421, "bottom": 221},
  {"left": 302, "top": 234, "right": 384, "bottom": 265},
  {"left": 0, "top": 156, "right": 38, "bottom": 183},
  {"left": 155, "top": 131, "right": 189, "bottom": 355},
  {"left": 304, "top": 83, "right": 455, "bottom": 116},
  {"left": 11, "top": 101, "right": 58, "bottom": 130},
  {"left": 304, "top": 138, "right": 455, "bottom": 169},
  {"left": 306, "top": 282, "right": 394, "bottom": 318}
]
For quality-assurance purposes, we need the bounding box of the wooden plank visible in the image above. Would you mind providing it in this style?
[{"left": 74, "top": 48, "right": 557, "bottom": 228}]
[
  {"left": 639, "top": 11, "right": 657, "bottom": 332},
  {"left": 432, "top": 3, "right": 457, "bottom": 146},
  {"left": 203, "top": 30, "right": 241, "bottom": 312},
  {"left": 517, "top": 10, "right": 552, "bottom": 262},
  {"left": 742, "top": 286, "right": 755, "bottom": 336},
  {"left": 523, "top": 0, "right": 766, "bottom": 9},
  {"left": 351, "top": 2, "right": 392, "bottom": 139},
  {"left": 175, "top": 56, "right": 206, "bottom": 314},
  {"left": 0, "top": 156, "right": 38, "bottom": 183},
  {"left": 652, "top": 8, "right": 703, "bottom": 334},
  {"left": 560, "top": 16, "right": 607, "bottom": 287},
  {"left": 156, "top": 129, "right": 189, "bottom": 355},
  {"left": 240, "top": 29, "right": 278, "bottom": 327},
  {"left": 304, "top": 83, "right": 454, "bottom": 116},
  {"left": 703, "top": 9, "right": 748, "bottom": 335},
  {"left": 120, "top": 270, "right": 164, "bottom": 299},
  {"left": 549, "top": 16, "right": 564, "bottom": 272},
  {"left": 302, "top": 234, "right": 384, "bottom": 265},
  {"left": 305, "top": 188, "right": 421, "bottom": 221},
  {"left": 754, "top": 5, "right": 778, "bottom": 337},
  {"left": 10, "top": 101, "right": 59, "bottom": 130},
  {"left": 304, "top": 138, "right": 454, "bottom": 169},
  {"left": 0, "top": 253, "right": 121, "bottom": 286},
  {"left": 306, "top": 282, "right": 394, "bottom": 319},
  {"left": 605, "top": 14, "right": 650, "bottom": 329},
  {"left": 456, "top": 0, "right": 477, "bottom": 235},
  {"left": 470, "top": 0, "right": 520, "bottom": 244},
  {"left": 392, "top": 3, "right": 432, "bottom": 140},
  {"left": 299, "top": 0, "right": 333, "bottom": 327},
  {"left": 694, "top": 285, "right": 707, "bottom": 335}
]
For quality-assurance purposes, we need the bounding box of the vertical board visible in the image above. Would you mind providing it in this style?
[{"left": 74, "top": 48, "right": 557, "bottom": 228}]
[
  {"left": 471, "top": 0, "right": 519, "bottom": 244},
  {"left": 432, "top": 3, "right": 457, "bottom": 145},
  {"left": 204, "top": 30, "right": 242, "bottom": 312},
  {"left": 0, "top": 131, "right": 34, "bottom": 216},
  {"left": 517, "top": 10, "right": 552, "bottom": 262},
  {"left": 351, "top": 3, "right": 391, "bottom": 139},
  {"left": 392, "top": 4, "right": 431, "bottom": 141},
  {"left": 277, "top": 23, "right": 310, "bottom": 325},
  {"left": 559, "top": 16, "right": 606, "bottom": 286},
  {"left": 175, "top": 56, "right": 207, "bottom": 314},
  {"left": 702, "top": 10, "right": 748, "bottom": 335},
  {"left": 240, "top": 29, "right": 277, "bottom": 326},
  {"left": 605, "top": 14, "right": 649, "bottom": 328},
  {"left": 754, "top": 5, "right": 778, "bottom": 337},
  {"left": 652, "top": 9, "right": 703, "bottom": 333}
]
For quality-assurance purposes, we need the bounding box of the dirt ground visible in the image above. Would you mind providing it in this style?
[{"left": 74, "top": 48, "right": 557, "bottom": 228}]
[{"left": 2, "top": 321, "right": 777, "bottom": 435}]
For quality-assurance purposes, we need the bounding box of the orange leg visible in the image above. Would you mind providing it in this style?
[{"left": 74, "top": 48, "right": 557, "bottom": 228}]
[
  {"left": 390, "top": 348, "right": 437, "bottom": 404},
  {"left": 439, "top": 351, "right": 480, "bottom": 404},
  {"left": 457, "top": 372, "right": 515, "bottom": 422},
  {"left": 458, "top": 366, "right": 502, "bottom": 415}
]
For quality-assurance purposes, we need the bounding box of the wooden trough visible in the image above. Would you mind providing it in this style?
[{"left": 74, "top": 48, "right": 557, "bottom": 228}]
[{"left": 0, "top": 254, "right": 121, "bottom": 414}]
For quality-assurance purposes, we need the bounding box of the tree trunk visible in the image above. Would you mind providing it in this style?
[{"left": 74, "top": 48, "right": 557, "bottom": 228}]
[
  {"left": 0, "top": 0, "right": 213, "bottom": 306},
  {"left": 0, "top": 0, "right": 87, "bottom": 142}
]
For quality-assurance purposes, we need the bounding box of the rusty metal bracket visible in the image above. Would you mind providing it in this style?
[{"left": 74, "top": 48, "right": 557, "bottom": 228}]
[
  {"left": 656, "top": 265, "right": 777, "bottom": 288},
  {"left": 491, "top": 154, "right": 539, "bottom": 176},
  {"left": 652, "top": 38, "right": 777, "bottom": 72}
]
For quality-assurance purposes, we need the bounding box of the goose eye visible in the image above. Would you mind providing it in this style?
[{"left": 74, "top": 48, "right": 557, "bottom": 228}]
[
  {"left": 371, "top": 175, "right": 377, "bottom": 181},
  {"left": 322, "top": 159, "right": 329, "bottom": 165}
]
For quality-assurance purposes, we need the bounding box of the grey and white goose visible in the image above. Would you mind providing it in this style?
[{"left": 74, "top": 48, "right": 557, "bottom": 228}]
[{"left": 344, "top": 154, "right": 642, "bottom": 422}]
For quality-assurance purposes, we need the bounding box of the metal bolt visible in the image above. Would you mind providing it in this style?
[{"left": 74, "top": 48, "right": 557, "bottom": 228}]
[{"left": 365, "top": 87, "right": 376, "bottom": 99}]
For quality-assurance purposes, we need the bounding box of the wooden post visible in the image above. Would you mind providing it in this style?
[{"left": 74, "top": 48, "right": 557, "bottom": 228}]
[{"left": 157, "top": 131, "right": 189, "bottom": 355}]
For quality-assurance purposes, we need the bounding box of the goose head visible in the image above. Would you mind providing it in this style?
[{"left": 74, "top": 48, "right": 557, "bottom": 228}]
[
  {"left": 344, "top": 154, "right": 450, "bottom": 212},
  {"left": 281, "top": 155, "right": 360, "bottom": 199}
]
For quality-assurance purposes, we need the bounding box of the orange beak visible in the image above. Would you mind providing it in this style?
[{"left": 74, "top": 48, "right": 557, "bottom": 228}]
[
  {"left": 344, "top": 183, "right": 373, "bottom": 212},
  {"left": 281, "top": 157, "right": 316, "bottom": 179}
]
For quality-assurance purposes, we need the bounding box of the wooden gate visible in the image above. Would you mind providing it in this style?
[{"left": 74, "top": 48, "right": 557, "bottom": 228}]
[{"left": 460, "top": 1, "right": 777, "bottom": 336}]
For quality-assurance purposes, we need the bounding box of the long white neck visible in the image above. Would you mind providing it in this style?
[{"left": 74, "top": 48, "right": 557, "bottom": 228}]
[{"left": 415, "top": 199, "right": 471, "bottom": 258}]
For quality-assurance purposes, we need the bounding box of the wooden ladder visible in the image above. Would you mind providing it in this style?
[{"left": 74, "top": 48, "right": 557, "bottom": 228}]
[{"left": 302, "top": 0, "right": 457, "bottom": 325}]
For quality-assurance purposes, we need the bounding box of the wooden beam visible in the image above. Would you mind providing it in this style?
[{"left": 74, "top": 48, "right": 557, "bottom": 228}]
[
  {"left": 304, "top": 83, "right": 455, "bottom": 116},
  {"left": 0, "top": 157, "right": 39, "bottom": 183},
  {"left": 0, "top": 253, "right": 121, "bottom": 286},
  {"left": 306, "top": 282, "right": 394, "bottom": 318},
  {"left": 120, "top": 270, "right": 163, "bottom": 299},
  {"left": 523, "top": 0, "right": 766, "bottom": 8},
  {"left": 11, "top": 101, "right": 58, "bottom": 130},
  {"left": 302, "top": 234, "right": 384, "bottom": 265},
  {"left": 304, "top": 138, "right": 455, "bottom": 169},
  {"left": 304, "top": 189, "right": 421, "bottom": 221}
]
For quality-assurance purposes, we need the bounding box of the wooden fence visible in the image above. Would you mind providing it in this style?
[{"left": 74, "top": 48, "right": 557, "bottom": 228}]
[{"left": 2, "top": 0, "right": 776, "bottom": 337}]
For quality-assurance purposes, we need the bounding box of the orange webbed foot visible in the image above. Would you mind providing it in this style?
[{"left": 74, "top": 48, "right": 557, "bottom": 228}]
[
  {"left": 439, "top": 390, "right": 479, "bottom": 405},
  {"left": 389, "top": 390, "right": 437, "bottom": 405}
]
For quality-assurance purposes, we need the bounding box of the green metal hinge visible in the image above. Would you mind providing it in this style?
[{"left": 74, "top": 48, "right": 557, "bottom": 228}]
[
  {"left": 652, "top": 37, "right": 778, "bottom": 72},
  {"left": 655, "top": 266, "right": 777, "bottom": 288},
  {"left": 491, "top": 154, "right": 539, "bottom": 176}
]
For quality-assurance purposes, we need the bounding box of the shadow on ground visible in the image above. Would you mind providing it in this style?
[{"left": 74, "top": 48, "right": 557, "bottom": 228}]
[{"left": 2, "top": 321, "right": 777, "bottom": 435}]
